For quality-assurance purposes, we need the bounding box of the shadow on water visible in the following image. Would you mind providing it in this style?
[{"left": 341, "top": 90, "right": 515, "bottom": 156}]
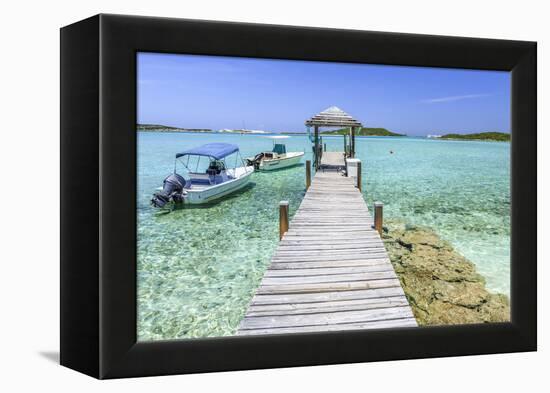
[{"left": 154, "top": 182, "right": 257, "bottom": 214}]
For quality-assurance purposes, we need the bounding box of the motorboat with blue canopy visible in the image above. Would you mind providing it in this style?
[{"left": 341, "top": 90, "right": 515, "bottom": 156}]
[{"left": 152, "top": 142, "right": 254, "bottom": 208}]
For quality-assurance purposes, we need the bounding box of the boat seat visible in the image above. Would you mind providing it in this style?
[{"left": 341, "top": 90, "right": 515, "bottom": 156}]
[
  {"left": 190, "top": 177, "right": 211, "bottom": 185},
  {"left": 207, "top": 160, "right": 225, "bottom": 175},
  {"left": 190, "top": 176, "right": 226, "bottom": 185}
]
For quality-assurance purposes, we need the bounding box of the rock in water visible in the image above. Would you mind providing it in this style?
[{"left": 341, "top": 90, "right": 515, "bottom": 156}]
[{"left": 383, "top": 221, "right": 510, "bottom": 325}]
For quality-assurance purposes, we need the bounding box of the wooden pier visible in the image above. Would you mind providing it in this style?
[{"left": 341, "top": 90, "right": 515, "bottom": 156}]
[
  {"left": 320, "top": 151, "right": 346, "bottom": 171},
  {"left": 237, "top": 171, "right": 417, "bottom": 335}
]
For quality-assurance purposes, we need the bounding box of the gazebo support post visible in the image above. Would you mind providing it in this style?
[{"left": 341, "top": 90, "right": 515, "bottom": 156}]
[
  {"left": 349, "top": 127, "right": 353, "bottom": 158},
  {"left": 314, "top": 125, "right": 319, "bottom": 169},
  {"left": 343, "top": 134, "right": 348, "bottom": 157},
  {"left": 351, "top": 126, "right": 356, "bottom": 158}
]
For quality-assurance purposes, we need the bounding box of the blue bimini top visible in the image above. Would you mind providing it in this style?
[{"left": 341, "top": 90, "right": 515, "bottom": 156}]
[{"left": 176, "top": 143, "right": 239, "bottom": 160}]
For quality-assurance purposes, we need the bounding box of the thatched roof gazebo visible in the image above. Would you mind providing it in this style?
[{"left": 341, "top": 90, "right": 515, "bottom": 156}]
[{"left": 305, "top": 106, "right": 363, "bottom": 169}]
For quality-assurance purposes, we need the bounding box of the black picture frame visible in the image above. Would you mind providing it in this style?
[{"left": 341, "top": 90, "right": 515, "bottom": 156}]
[{"left": 60, "top": 14, "right": 536, "bottom": 379}]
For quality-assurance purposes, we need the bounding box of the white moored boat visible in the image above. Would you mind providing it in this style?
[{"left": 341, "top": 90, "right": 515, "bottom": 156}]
[
  {"left": 151, "top": 143, "right": 254, "bottom": 207},
  {"left": 247, "top": 136, "right": 304, "bottom": 171}
]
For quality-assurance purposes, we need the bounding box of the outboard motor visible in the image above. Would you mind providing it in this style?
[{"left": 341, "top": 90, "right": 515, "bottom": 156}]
[
  {"left": 151, "top": 173, "right": 187, "bottom": 208},
  {"left": 246, "top": 152, "right": 265, "bottom": 170}
]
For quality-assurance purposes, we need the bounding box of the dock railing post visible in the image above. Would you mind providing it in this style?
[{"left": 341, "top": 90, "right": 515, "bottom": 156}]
[
  {"left": 305, "top": 160, "right": 311, "bottom": 190},
  {"left": 374, "top": 202, "right": 383, "bottom": 234},
  {"left": 279, "top": 201, "right": 289, "bottom": 240},
  {"left": 357, "top": 161, "right": 362, "bottom": 192}
]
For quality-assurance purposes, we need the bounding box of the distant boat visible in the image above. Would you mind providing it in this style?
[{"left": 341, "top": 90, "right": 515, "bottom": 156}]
[
  {"left": 151, "top": 143, "right": 254, "bottom": 207},
  {"left": 247, "top": 136, "right": 304, "bottom": 171},
  {"left": 427, "top": 134, "right": 442, "bottom": 138}
]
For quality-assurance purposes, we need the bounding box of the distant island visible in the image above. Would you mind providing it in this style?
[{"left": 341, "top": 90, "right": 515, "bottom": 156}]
[
  {"left": 137, "top": 124, "right": 212, "bottom": 133},
  {"left": 137, "top": 124, "right": 267, "bottom": 134},
  {"left": 138, "top": 124, "right": 403, "bottom": 136},
  {"left": 138, "top": 124, "right": 509, "bottom": 141},
  {"left": 438, "top": 132, "right": 510, "bottom": 142},
  {"left": 322, "top": 127, "right": 405, "bottom": 137}
]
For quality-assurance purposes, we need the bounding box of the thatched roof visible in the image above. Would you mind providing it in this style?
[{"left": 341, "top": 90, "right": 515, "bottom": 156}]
[{"left": 305, "top": 106, "right": 362, "bottom": 128}]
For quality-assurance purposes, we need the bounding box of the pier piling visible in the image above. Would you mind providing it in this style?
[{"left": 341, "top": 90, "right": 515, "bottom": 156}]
[
  {"left": 306, "top": 160, "right": 311, "bottom": 190},
  {"left": 279, "top": 201, "right": 289, "bottom": 240},
  {"left": 343, "top": 134, "right": 348, "bottom": 157},
  {"left": 357, "top": 161, "right": 362, "bottom": 192},
  {"left": 374, "top": 202, "right": 383, "bottom": 234}
]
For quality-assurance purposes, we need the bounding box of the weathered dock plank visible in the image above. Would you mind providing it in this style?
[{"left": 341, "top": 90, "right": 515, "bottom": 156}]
[
  {"left": 238, "top": 318, "right": 418, "bottom": 335},
  {"left": 319, "top": 151, "right": 346, "bottom": 170},
  {"left": 240, "top": 306, "right": 414, "bottom": 330},
  {"left": 269, "top": 259, "right": 391, "bottom": 269},
  {"left": 237, "top": 171, "right": 416, "bottom": 336}
]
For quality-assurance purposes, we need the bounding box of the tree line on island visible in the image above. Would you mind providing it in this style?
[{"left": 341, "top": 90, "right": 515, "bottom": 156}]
[
  {"left": 321, "top": 127, "right": 405, "bottom": 137},
  {"left": 137, "top": 124, "right": 405, "bottom": 136},
  {"left": 137, "top": 124, "right": 213, "bottom": 132},
  {"left": 437, "top": 132, "right": 510, "bottom": 141},
  {"left": 325, "top": 128, "right": 510, "bottom": 141}
]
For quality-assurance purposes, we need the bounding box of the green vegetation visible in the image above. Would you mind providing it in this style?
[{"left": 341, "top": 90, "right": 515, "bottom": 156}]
[
  {"left": 440, "top": 132, "right": 510, "bottom": 142},
  {"left": 322, "top": 127, "right": 405, "bottom": 137},
  {"left": 138, "top": 124, "right": 180, "bottom": 131},
  {"left": 137, "top": 124, "right": 212, "bottom": 132}
]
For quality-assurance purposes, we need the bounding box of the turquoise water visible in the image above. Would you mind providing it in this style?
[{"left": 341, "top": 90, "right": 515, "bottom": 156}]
[{"left": 137, "top": 132, "right": 510, "bottom": 341}]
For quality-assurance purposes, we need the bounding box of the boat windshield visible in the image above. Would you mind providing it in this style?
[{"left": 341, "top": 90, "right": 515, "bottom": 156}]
[
  {"left": 177, "top": 156, "right": 224, "bottom": 173},
  {"left": 272, "top": 143, "right": 286, "bottom": 154}
]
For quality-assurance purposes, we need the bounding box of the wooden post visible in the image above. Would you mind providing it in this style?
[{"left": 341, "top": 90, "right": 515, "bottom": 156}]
[
  {"left": 351, "top": 127, "right": 356, "bottom": 158},
  {"left": 343, "top": 134, "right": 348, "bottom": 157},
  {"left": 305, "top": 160, "right": 311, "bottom": 190},
  {"left": 279, "top": 201, "right": 289, "bottom": 240},
  {"left": 314, "top": 126, "right": 319, "bottom": 169},
  {"left": 349, "top": 127, "right": 353, "bottom": 158},
  {"left": 357, "top": 161, "right": 362, "bottom": 192},
  {"left": 374, "top": 202, "right": 383, "bottom": 234}
]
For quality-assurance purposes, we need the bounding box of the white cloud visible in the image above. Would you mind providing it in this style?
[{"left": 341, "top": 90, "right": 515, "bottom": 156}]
[{"left": 421, "top": 94, "right": 491, "bottom": 103}]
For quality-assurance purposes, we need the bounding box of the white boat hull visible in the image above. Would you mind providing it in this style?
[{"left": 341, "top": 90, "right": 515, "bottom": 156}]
[
  {"left": 184, "top": 166, "right": 254, "bottom": 204},
  {"left": 259, "top": 152, "right": 304, "bottom": 171}
]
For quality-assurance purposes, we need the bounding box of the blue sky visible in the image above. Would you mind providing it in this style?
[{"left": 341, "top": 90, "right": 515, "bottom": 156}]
[{"left": 137, "top": 52, "right": 510, "bottom": 136}]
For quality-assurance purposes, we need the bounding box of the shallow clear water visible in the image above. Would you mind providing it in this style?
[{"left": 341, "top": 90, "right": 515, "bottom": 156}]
[{"left": 137, "top": 132, "right": 510, "bottom": 341}]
